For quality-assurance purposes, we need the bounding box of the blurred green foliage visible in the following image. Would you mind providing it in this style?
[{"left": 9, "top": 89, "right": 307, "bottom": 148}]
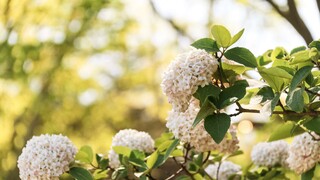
[{"left": 0, "top": 0, "right": 173, "bottom": 179}]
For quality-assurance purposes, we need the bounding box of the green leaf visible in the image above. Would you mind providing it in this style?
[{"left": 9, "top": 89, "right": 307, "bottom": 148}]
[
  {"left": 93, "top": 169, "right": 108, "bottom": 180},
  {"left": 289, "top": 66, "right": 313, "bottom": 93},
  {"left": 222, "top": 62, "right": 247, "bottom": 74},
  {"left": 258, "top": 67, "right": 292, "bottom": 92},
  {"left": 194, "top": 153, "right": 203, "bottom": 166},
  {"left": 155, "top": 132, "right": 174, "bottom": 147},
  {"left": 171, "top": 149, "right": 183, "bottom": 157},
  {"left": 257, "top": 50, "right": 273, "bottom": 66},
  {"left": 204, "top": 113, "right": 231, "bottom": 144},
  {"left": 193, "top": 97, "right": 216, "bottom": 127},
  {"left": 146, "top": 151, "right": 159, "bottom": 169},
  {"left": 191, "top": 38, "right": 219, "bottom": 52},
  {"left": 309, "top": 40, "right": 320, "bottom": 51},
  {"left": 257, "top": 86, "right": 274, "bottom": 103},
  {"left": 224, "top": 47, "right": 257, "bottom": 68},
  {"left": 290, "top": 50, "right": 311, "bottom": 64},
  {"left": 230, "top": 28, "right": 244, "bottom": 45},
  {"left": 217, "top": 80, "right": 249, "bottom": 108},
  {"left": 163, "top": 139, "right": 180, "bottom": 161},
  {"left": 271, "top": 47, "right": 287, "bottom": 60},
  {"left": 75, "top": 145, "right": 94, "bottom": 163},
  {"left": 271, "top": 93, "right": 281, "bottom": 114},
  {"left": 268, "top": 121, "right": 304, "bottom": 141},
  {"left": 286, "top": 88, "right": 305, "bottom": 112},
  {"left": 157, "top": 140, "right": 174, "bottom": 152},
  {"left": 188, "top": 162, "right": 199, "bottom": 174},
  {"left": 301, "top": 166, "right": 315, "bottom": 180},
  {"left": 211, "top": 25, "right": 231, "bottom": 48},
  {"left": 309, "top": 101, "right": 320, "bottom": 110},
  {"left": 290, "top": 46, "right": 306, "bottom": 55},
  {"left": 304, "top": 117, "right": 320, "bottom": 134},
  {"left": 113, "top": 146, "right": 131, "bottom": 157},
  {"left": 129, "top": 150, "right": 147, "bottom": 169},
  {"left": 96, "top": 154, "right": 108, "bottom": 169},
  {"left": 69, "top": 167, "right": 93, "bottom": 180},
  {"left": 193, "top": 84, "right": 220, "bottom": 105}
]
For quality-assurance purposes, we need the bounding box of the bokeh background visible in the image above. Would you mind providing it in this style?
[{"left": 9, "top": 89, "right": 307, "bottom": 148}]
[{"left": 0, "top": 0, "right": 319, "bottom": 179}]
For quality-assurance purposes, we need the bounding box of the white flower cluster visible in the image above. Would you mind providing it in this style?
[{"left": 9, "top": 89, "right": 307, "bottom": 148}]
[
  {"left": 287, "top": 132, "right": 320, "bottom": 174},
  {"left": 251, "top": 140, "right": 289, "bottom": 168},
  {"left": 108, "top": 129, "right": 155, "bottom": 168},
  {"left": 166, "top": 99, "right": 239, "bottom": 153},
  {"left": 161, "top": 48, "right": 218, "bottom": 112},
  {"left": 205, "top": 161, "right": 241, "bottom": 180},
  {"left": 17, "top": 134, "right": 77, "bottom": 180}
]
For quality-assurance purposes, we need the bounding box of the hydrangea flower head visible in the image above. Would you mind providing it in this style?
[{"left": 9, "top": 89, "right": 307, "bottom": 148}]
[
  {"left": 161, "top": 48, "right": 218, "bottom": 112},
  {"left": 17, "top": 134, "right": 77, "bottom": 180},
  {"left": 251, "top": 140, "right": 289, "bottom": 167},
  {"left": 205, "top": 161, "right": 241, "bottom": 180},
  {"left": 108, "top": 129, "right": 154, "bottom": 168},
  {"left": 287, "top": 132, "right": 320, "bottom": 174}
]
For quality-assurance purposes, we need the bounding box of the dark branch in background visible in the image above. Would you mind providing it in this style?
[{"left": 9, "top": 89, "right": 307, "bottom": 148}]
[
  {"left": 265, "top": 0, "right": 314, "bottom": 44},
  {"left": 317, "top": 0, "right": 320, "bottom": 14},
  {"left": 149, "top": 0, "right": 193, "bottom": 40}
]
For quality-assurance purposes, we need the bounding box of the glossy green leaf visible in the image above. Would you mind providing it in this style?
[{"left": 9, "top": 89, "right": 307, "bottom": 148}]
[
  {"left": 193, "top": 97, "right": 216, "bottom": 127},
  {"left": 230, "top": 28, "right": 244, "bottom": 45},
  {"left": 258, "top": 67, "right": 292, "bottom": 92},
  {"left": 204, "top": 113, "right": 231, "bottom": 144},
  {"left": 69, "top": 167, "right": 93, "bottom": 180},
  {"left": 257, "top": 50, "right": 273, "bottom": 66},
  {"left": 304, "top": 117, "right": 320, "bottom": 133},
  {"left": 271, "top": 47, "right": 287, "bottom": 60},
  {"left": 309, "top": 40, "right": 320, "bottom": 51},
  {"left": 290, "top": 50, "right": 311, "bottom": 64},
  {"left": 171, "top": 149, "right": 183, "bottom": 157},
  {"left": 222, "top": 62, "right": 247, "bottom": 74},
  {"left": 129, "top": 150, "right": 147, "bottom": 169},
  {"left": 270, "top": 93, "right": 281, "bottom": 113},
  {"left": 191, "top": 38, "right": 219, "bottom": 52},
  {"left": 224, "top": 47, "right": 257, "bottom": 68},
  {"left": 193, "top": 84, "right": 220, "bottom": 105},
  {"left": 113, "top": 146, "right": 131, "bottom": 157},
  {"left": 157, "top": 140, "right": 174, "bottom": 152},
  {"left": 301, "top": 166, "right": 315, "bottom": 180},
  {"left": 155, "top": 132, "right": 174, "bottom": 147},
  {"left": 75, "top": 145, "right": 94, "bottom": 163},
  {"left": 163, "top": 139, "right": 180, "bottom": 160},
  {"left": 257, "top": 86, "right": 274, "bottom": 103},
  {"left": 268, "top": 121, "right": 304, "bottom": 141},
  {"left": 93, "top": 169, "right": 108, "bottom": 180},
  {"left": 146, "top": 151, "right": 159, "bottom": 169},
  {"left": 290, "top": 46, "right": 306, "bottom": 55},
  {"left": 286, "top": 88, "right": 304, "bottom": 112},
  {"left": 289, "top": 66, "right": 313, "bottom": 93},
  {"left": 211, "top": 25, "right": 231, "bottom": 48},
  {"left": 217, "top": 80, "right": 249, "bottom": 108},
  {"left": 309, "top": 101, "right": 320, "bottom": 110}
]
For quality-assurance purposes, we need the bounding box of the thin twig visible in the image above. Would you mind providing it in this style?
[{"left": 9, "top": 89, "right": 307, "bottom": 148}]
[
  {"left": 230, "top": 101, "right": 320, "bottom": 117},
  {"left": 202, "top": 151, "right": 211, "bottom": 164},
  {"left": 305, "top": 88, "right": 320, "bottom": 97},
  {"left": 216, "top": 161, "right": 222, "bottom": 180}
]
